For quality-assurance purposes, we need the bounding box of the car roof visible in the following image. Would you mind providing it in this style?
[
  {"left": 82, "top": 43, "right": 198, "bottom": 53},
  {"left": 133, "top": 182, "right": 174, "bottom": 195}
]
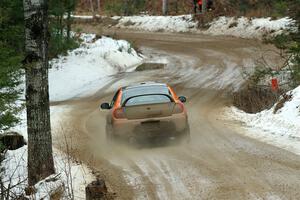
[{"left": 122, "top": 82, "right": 167, "bottom": 91}]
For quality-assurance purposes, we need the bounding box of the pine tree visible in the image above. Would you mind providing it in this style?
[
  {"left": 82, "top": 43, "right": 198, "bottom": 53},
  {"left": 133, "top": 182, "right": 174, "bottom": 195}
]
[{"left": 0, "top": 0, "right": 24, "bottom": 131}]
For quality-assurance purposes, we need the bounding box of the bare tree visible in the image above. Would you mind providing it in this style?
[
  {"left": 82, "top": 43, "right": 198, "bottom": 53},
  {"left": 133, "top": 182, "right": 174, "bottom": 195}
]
[
  {"left": 89, "top": 0, "right": 95, "bottom": 17},
  {"left": 124, "top": 0, "right": 129, "bottom": 16},
  {"left": 97, "top": 0, "right": 101, "bottom": 14},
  {"left": 23, "top": 0, "right": 55, "bottom": 186},
  {"left": 162, "top": 0, "right": 168, "bottom": 15},
  {"left": 174, "top": 0, "right": 178, "bottom": 14}
]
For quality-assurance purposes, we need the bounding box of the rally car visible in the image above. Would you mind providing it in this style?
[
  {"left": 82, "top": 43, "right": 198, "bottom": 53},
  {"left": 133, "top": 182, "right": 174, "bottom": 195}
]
[{"left": 101, "top": 82, "right": 190, "bottom": 144}]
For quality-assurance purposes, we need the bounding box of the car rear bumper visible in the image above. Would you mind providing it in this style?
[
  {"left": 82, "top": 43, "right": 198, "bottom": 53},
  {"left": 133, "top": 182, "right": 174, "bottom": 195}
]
[{"left": 111, "top": 113, "right": 188, "bottom": 139}]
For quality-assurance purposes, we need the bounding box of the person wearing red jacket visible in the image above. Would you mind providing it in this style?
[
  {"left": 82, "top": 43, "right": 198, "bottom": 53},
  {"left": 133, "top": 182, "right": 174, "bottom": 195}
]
[{"left": 198, "top": 0, "right": 203, "bottom": 12}]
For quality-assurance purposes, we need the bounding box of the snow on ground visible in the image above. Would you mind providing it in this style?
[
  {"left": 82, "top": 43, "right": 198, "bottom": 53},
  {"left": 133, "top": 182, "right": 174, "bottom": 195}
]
[
  {"left": 73, "top": 14, "right": 295, "bottom": 39},
  {"left": 1, "top": 104, "right": 94, "bottom": 199},
  {"left": 1, "top": 145, "right": 94, "bottom": 199},
  {"left": 204, "top": 16, "right": 296, "bottom": 39},
  {"left": 1, "top": 34, "right": 145, "bottom": 199},
  {"left": 49, "top": 33, "right": 143, "bottom": 102},
  {"left": 72, "top": 15, "right": 94, "bottom": 19},
  {"left": 82, "top": 14, "right": 296, "bottom": 39},
  {"left": 112, "top": 15, "right": 197, "bottom": 33},
  {"left": 225, "top": 86, "right": 300, "bottom": 155}
]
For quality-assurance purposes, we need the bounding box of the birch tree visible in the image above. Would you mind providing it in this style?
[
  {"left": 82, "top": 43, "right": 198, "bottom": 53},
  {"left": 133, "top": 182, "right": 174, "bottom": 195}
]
[
  {"left": 23, "top": 0, "right": 55, "bottom": 186},
  {"left": 162, "top": 0, "right": 168, "bottom": 15}
]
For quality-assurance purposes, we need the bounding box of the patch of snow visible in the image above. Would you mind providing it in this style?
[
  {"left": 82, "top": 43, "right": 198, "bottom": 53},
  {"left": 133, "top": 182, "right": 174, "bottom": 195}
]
[
  {"left": 71, "top": 15, "right": 104, "bottom": 20},
  {"left": 114, "top": 15, "right": 294, "bottom": 39},
  {"left": 115, "top": 15, "right": 197, "bottom": 33},
  {"left": 49, "top": 34, "right": 143, "bottom": 102},
  {"left": 226, "top": 86, "right": 300, "bottom": 155},
  {"left": 1, "top": 146, "right": 27, "bottom": 196},
  {"left": 73, "top": 15, "right": 295, "bottom": 39},
  {"left": 205, "top": 16, "right": 296, "bottom": 39},
  {"left": 1, "top": 145, "right": 94, "bottom": 199},
  {"left": 28, "top": 174, "right": 64, "bottom": 200},
  {"left": 72, "top": 15, "right": 94, "bottom": 19},
  {"left": 1, "top": 33, "right": 146, "bottom": 199},
  {"left": 1, "top": 98, "right": 96, "bottom": 199}
]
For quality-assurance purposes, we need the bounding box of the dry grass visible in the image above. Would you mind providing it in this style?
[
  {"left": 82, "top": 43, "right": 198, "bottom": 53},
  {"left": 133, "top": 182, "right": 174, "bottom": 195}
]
[{"left": 233, "top": 86, "right": 280, "bottom": 113}]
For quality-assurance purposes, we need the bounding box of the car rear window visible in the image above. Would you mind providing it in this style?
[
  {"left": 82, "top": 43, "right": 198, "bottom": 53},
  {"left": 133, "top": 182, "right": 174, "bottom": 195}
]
[
  {"left": 125, "top": 95, "right": 171, "bottom": 106},
  {"left": 122, "top": 85, "right": 172, "bottom": 106}
]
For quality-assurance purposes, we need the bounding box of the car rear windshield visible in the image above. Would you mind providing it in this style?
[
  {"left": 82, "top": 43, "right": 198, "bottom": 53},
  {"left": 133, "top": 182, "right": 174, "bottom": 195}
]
[
  {"left": 125, "top": 95, "right": 171, "bottom": 106},
  {"left": 122, "top": 85, "right": 172, "bottom": 106}
]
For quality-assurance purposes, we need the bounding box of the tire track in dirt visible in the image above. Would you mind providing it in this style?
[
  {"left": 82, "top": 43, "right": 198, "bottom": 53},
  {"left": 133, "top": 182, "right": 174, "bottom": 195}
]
[{"left": 53, "top": 30, "right": 300, "bottom": 199}]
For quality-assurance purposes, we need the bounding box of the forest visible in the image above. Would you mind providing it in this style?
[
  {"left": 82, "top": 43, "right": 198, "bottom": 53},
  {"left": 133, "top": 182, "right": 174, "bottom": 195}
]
[{"left": 0, "top": 0, "right": 300, "bottom": 199}]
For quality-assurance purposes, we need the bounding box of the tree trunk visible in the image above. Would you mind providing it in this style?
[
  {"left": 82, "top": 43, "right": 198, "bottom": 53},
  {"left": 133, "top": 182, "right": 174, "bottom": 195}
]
[
  {"left": 59, "top": 15, "right": 63, "bottom": 36},
  {"left": 202, "top": 0, "right": 207, "bottom": 13},
  {"left": 174, "top": 0, "right": 178, "bottom": 14},
  {"left": 23, "top": 0, "right": 55, "bottom": 186},
  {"left": 67, "top": 10, "right": 71, "bottom": 40},
  {"left": 89, "top": 0, "right": 95, "bottom": 17},
  {"left": 97, "top": 0, "right": 101, "bottom": 14},
  {"left": 124, "top": 0, "right": 129, "bottom": 16},
  {"left": 162, "top": 0, "right": 168, "bottom": 15}
]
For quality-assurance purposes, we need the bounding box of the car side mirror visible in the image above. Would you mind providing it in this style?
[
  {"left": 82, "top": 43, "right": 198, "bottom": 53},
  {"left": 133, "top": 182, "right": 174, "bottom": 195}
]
[
  {"left": 100, "top": 103, "right": 111, "bottom": 110},
  {"left": 178, "top": 96, "right": 187, "bottom": 103}
]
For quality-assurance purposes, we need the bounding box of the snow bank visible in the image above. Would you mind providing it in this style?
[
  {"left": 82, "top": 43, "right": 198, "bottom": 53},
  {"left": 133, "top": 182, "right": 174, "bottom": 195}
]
[
  {"left": 73, "top": 14, "right": 295, "bottom": 39},
  {"left": 1, "top": 104, "right": 95, "bottom": 199},
  {"left": 1, "top": 102, "right": 94, "bottom": 198},
  {"left": 1, "top": 34, "right": 145, "bottom": 198},
  {"left": 205, "top": 16, "right": 296, "bottom": 39},
  {"left": 49, "top": 34, "right": 143, "bottom": 102},
  {"left": 113, "top": 15, "right": 295, "bottom": 39},
  {"left": 72, "top": 15, "right": 94, "bottom": 19},
  {"left": 113, "top": 15, "right": 197, "bottom": 32},
  {"left": 226, "top": 86, "right": 300, "bottom": 154},
  {"left": 1, "top": 146, "right": 94, "bottom": 199}
]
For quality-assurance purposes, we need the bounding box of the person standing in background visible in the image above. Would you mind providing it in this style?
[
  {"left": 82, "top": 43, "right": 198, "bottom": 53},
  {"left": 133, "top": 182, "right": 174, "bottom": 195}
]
[
  {"left": 198, "top": 0, "right": 203, "bottom": 12},
  {"left": 193, "top": 0, "right": 203, "bottom": 13},
  {"left": 193, "top": 0, "right": 198, "bottom": 14}
]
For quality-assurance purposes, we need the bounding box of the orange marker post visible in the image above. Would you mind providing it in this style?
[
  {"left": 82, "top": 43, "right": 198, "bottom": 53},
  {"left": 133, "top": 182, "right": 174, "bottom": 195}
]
[{"left": 271, "top": 78, "right": 279, "bottom": 92}]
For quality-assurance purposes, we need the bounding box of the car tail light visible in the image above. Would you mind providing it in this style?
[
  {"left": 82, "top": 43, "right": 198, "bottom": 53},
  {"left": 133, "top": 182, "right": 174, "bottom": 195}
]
[
  {"left": 113, "top": 108, "right": 126, "bottom": 119},
  {"left": 173, "top": 103, "right": 184, "bottom": 114}
]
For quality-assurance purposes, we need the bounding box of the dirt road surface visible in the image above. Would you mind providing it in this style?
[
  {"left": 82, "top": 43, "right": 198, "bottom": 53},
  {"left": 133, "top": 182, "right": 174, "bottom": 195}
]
[{"left": 52, "top": 30, "right": 300, "bottom": 200}]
